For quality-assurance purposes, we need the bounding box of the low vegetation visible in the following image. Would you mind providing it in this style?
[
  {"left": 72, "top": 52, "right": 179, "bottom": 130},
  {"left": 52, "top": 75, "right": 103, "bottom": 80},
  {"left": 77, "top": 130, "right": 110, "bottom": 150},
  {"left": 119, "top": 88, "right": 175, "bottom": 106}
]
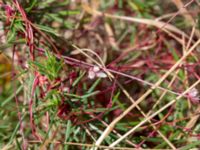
[{"left": 0, "top": 0, "right": 200, "bottom": 149}]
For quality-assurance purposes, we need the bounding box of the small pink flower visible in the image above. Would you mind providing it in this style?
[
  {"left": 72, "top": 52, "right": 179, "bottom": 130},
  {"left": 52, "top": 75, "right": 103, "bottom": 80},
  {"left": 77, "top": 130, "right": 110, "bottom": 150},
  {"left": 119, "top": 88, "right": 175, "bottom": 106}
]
[{"left": 88, "top": 66, "right": 107, "bottom": 79}]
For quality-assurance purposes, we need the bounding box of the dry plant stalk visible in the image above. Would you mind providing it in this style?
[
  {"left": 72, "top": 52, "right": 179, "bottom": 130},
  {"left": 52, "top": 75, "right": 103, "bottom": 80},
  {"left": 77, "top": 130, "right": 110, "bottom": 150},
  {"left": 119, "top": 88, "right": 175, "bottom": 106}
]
[{"left": 171, "top": 0, "right": 200, "bottom": 38}]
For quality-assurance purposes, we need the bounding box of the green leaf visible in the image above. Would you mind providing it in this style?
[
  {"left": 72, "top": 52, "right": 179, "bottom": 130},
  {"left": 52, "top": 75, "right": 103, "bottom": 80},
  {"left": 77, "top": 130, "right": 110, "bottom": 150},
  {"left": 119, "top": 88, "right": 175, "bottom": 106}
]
[
  {"left": 35, "top": 24, "right": 59, "bottom": 36},
  {"left": 7, "top": 28, "right": 16, "bottom": 43},
  {"left": 65, "top": 120, "right": 72, "bottom": 142},
  {"left": 25, "top": 0, "right": 38, "bottom": 12},
  {"left": 1, "top": 85, "right": 23, "bottom": 107},
  {"left": 181, "top": 141, "right": 200, "bottom": 150}
]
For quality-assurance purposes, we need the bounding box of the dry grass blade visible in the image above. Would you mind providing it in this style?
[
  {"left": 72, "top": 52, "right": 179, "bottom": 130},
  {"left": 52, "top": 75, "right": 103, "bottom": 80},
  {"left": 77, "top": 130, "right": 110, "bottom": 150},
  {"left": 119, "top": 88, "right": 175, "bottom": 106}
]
[
  {"left": 117, "top": 82, "right": 177, "bottom": 149},
  {"left": 82, "top": 4, "right": 189, "bottom": 38},
  {"left": 104, "top": 23, "right": 119, "bottom": 50},
  {"left": 147, "top": 70, "right": 179, "bottom": 116},
  {"left": 29, "top": 140, "right": 156, "bottom": 150},
  {"left": 109, "top": 79, "right": 200, "bottom": 147},
  {"left": 185, "top": 105, "right": 200, "bottom": 129},
  {"left": 93, "top": 38, "right": 200, "bottom": 147},
  {"left": 171, "top": 0, "right": 200, "bottom": 38}
]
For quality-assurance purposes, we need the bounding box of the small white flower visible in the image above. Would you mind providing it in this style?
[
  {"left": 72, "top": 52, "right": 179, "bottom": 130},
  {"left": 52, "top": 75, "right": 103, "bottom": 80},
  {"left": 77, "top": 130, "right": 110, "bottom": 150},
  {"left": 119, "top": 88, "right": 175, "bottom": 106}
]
[
  {"left": 88, "top": 65, "right": 107, "bottom": 79},
  {"left": 88, "top": 70, "right": 96, "bottom": 79},
  {"left": 63, "top": 87, "right": 69, "bottom": 92},
  {"left": 188, "top": 88, "right": 199, "bottom": 98},
  {"left": 188, "top": 88, "right": 200, "bottom": 102},
  {"left": 96, "top": 72, "right": 107, "bottom": 78},
  {"left": 93, "top": 66, "right": 100, "bottom": 72}
]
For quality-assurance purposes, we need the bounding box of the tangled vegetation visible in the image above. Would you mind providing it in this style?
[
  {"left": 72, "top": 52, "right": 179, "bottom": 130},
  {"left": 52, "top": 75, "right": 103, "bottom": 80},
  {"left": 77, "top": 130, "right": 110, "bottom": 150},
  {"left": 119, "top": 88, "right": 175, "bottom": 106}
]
[{"left": 0, "top": 0, "right": 200, "bottom": 149}]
